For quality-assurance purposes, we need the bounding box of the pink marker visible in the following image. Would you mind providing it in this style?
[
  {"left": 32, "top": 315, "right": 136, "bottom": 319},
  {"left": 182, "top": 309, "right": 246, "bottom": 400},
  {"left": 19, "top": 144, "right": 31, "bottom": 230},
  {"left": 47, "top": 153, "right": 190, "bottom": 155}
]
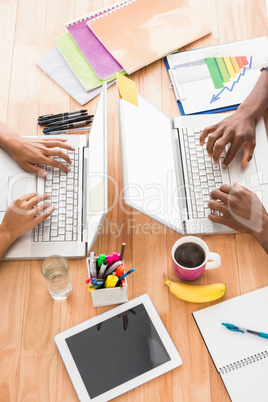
[
  {"left": 106, "top": 253, "right": 120, "bottom": 266},
  {"left": 113, "top": 253, "right": 120, "bottom": 263},
  {"left": 106, "top": 255, "right": 114, "bottom": 266}
]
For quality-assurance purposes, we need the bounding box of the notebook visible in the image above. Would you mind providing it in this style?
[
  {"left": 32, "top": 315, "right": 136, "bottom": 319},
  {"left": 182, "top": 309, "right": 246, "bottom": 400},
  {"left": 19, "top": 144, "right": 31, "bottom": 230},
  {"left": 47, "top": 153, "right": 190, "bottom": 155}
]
[
  {"left": 37, "top": 47, "right": 115, "bottom": 105},
  {"left": 0, "top": 84, "right": 107, "bottom": 260},
  {"left": 117, "top": 76, "right": 268, "bottom": 235},
  {"left": 88, "top": 0, "right": 211, "bottom": 75},
  {"left": 54, "top": 33, "right": 119, "bottom": 92},
  {"left": 165, "top": 36, "right": 268, "bottom": 115},
  {"left": 193, "top": 287, "right": 268, "bottom": 402},
  {"left": 65, "top": 0, "right": 128, "bottom": 80}
]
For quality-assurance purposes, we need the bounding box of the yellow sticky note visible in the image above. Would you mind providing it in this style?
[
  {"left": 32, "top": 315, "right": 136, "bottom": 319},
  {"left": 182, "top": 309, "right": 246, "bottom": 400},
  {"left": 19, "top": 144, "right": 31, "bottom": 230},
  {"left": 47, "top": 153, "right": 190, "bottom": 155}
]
[{"left": 116, "top": 73, "right": 138, "bottom": 107}]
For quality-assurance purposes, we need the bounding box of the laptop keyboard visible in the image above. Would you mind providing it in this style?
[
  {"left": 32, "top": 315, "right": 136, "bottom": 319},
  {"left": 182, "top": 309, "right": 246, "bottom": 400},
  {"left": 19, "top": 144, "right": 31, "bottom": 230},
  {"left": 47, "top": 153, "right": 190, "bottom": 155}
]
[
  {"left": 182, "top": 127, "right": 224, "bottom": 219},
  {"left": 33, "top": 149, "right": 79, "bottom": 242}
]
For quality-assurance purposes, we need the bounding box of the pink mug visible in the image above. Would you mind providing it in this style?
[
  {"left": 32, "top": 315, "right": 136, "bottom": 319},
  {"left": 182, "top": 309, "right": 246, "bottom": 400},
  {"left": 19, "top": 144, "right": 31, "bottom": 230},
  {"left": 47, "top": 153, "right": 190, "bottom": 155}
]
[{"left": 171, "top": 236, "right": 221, "bottom": 281}]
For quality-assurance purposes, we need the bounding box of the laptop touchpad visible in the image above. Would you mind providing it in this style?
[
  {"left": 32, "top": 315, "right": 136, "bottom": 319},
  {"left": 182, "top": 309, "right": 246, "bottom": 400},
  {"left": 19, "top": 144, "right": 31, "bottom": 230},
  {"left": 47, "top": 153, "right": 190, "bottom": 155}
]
[
  {"left": 229, "top": 151, "right": 259, "bottom": 187},
  {"left": 5, "top": 174, "right": 36, "bottom": 209}
]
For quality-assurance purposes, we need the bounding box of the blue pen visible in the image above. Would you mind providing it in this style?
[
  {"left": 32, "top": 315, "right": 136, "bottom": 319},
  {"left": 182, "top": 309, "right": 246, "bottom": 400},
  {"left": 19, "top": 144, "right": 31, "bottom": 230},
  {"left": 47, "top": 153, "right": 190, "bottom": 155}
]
[
  {"left": 222, "top": 322, "right": 268, "bottom": 339},
  {"left": 118, "top": 268, "right": 135, "bottom": 281}
]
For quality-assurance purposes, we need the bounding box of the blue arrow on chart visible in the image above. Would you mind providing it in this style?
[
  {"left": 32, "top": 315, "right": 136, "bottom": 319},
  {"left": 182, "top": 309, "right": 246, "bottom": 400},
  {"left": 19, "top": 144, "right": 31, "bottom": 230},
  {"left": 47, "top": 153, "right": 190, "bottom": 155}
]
[{"left": 210, "top": 56, "right": 253, "bottom": 104}]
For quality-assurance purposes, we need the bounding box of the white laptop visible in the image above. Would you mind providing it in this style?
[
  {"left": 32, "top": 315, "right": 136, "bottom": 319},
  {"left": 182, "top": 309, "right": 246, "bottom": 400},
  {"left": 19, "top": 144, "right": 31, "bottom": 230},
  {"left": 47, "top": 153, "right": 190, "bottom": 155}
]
[
  {"left": 118, "top": 86, "right": 268, "bottom": 235},
  {"left": 0, "top": 83, "right": 107, "bottom": 259}
]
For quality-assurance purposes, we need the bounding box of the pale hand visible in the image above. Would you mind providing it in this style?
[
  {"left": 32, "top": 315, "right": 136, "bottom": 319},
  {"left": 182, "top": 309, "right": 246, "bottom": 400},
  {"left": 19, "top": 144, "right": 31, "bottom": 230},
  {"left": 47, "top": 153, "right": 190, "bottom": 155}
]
[{"left": 0, "top": 193, "right": 54, "bottom": 244}]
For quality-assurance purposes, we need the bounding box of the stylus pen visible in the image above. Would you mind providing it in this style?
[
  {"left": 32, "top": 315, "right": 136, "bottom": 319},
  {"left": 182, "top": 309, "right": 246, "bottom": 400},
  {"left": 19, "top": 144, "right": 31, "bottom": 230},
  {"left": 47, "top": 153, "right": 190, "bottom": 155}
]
[
  {"left": 38, "top": 109, "right": 87, "bottom": 120},
  {"left": 222, "top": 323, "right": 268, "bottom": 339}
]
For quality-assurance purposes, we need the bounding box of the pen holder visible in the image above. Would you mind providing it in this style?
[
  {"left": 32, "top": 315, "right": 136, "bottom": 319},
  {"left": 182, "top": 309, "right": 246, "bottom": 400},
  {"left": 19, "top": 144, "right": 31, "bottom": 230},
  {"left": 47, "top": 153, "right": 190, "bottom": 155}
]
[{"left": 86, "top": 257, "right": 128, "bottom": 307}]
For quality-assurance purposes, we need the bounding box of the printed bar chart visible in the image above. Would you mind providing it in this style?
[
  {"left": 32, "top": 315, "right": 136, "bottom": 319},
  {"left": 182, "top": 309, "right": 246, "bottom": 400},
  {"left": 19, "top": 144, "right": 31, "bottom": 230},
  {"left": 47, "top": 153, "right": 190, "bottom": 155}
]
[
  {"left": 205, "top": 58, "right": 224, "bottom": 89},
  {"left": 205, "top": 56, "right": 250, "bottom": 89}
]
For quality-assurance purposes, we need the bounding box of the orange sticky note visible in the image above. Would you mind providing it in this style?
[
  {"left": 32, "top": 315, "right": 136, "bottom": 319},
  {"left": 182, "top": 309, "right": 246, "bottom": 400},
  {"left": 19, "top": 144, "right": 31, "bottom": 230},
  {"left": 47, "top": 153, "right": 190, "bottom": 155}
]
[{"left": 116, "top": 73, "right": 138, "bottom": 107}]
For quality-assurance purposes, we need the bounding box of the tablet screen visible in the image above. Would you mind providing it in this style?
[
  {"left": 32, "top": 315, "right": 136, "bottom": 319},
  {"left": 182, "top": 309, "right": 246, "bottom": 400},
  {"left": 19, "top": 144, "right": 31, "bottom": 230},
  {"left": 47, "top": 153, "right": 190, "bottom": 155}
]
[{"left": 65, "top": 303, "right": 171, "bottom": 399}]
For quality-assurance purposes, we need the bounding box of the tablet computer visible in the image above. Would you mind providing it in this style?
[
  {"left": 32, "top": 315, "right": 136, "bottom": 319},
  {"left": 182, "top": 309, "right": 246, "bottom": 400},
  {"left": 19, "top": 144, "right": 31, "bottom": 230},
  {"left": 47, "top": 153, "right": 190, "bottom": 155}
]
[{"left": 55, "top": 294, "right": 182, "bottom": 401}]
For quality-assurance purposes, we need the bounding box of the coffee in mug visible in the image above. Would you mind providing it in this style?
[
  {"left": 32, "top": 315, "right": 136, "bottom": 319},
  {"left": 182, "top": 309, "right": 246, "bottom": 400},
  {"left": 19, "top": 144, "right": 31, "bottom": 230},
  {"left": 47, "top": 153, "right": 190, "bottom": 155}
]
[
  {"left": 174, "top": 242, "right": 205, "bottom": 268},
  {"left": 171, "top": 236, "right": 221, "bottom": 281}
]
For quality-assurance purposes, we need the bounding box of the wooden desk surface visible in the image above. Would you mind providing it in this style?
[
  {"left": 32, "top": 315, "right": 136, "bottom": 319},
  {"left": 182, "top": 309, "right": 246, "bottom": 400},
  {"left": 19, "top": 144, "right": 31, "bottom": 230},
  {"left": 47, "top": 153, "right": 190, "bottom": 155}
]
[{"left": 0, "top": 0, "right": 267, "bottom": 401}]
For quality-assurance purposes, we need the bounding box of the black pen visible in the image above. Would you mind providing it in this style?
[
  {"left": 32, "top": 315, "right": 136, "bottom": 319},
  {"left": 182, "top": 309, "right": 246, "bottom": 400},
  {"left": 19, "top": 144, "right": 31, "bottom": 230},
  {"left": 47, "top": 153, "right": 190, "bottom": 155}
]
[
  {"left": 44, "top": 127, "right": 91, "bottom": 135},
  {"left": 38, "top": 112, "right": 89, "bottom": 126},
  {"left": 38, "top": 109, "right": 87, "bottom": 121},
  {"left": 43, "top": 120, "right": 92, "bottom": 134},
  {"left": 44, "top": 115, "right": 94, "bottom": 127}
]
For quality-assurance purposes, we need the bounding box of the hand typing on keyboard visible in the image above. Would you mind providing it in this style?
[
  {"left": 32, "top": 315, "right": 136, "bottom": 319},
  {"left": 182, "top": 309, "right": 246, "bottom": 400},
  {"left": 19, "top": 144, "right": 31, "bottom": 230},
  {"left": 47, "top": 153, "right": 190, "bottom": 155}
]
[
  {"left": 0, "top": 193, "right": 54, "bottom": 261},
  {"left": 183, "top": 127, "right": 224, "bottom": 219},
  {"left": 199, "top": 67, "right": 268, "bottom": 168},
  {"left": 0, "top": 121, "right": 75, "bottom": 177},
  {"left": 34, "top": 149, "right": 80, "bottom": 243},
  {"left": 208, "top": 183, "right": 268, "bottom": 253},
  {"left": 199, "top": 111, "right": 256, "bottom": 169}
]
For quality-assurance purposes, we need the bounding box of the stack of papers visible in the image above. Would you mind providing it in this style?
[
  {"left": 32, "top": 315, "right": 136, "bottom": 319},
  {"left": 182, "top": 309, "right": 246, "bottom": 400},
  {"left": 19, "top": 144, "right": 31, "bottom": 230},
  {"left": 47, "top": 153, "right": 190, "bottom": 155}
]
[{"left": 37, "top": 0, "right": 211, "bottom": 105}]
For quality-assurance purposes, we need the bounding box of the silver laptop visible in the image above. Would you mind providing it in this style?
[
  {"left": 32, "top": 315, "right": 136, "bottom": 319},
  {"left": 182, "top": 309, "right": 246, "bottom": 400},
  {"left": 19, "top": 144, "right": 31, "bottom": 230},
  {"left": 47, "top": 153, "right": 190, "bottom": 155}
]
[
  {"left": 118, "top": 88, "right": 268, "bottom": 235},
  {"left": 0, "top": 83, "right": 107, "bottom": 259}
]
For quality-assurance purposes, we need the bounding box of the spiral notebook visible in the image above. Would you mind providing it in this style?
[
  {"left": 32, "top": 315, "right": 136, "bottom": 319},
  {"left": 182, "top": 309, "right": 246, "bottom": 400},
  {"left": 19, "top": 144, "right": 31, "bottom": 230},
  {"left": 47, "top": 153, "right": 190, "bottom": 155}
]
[
  {"left": 88, "top": 0, "right": 211, "bottom": 75},
  {"left": 193, "top": 287, "right": 268, "bottom": 402},
  {"left": 64, "top": 0, "right": 129, "bottom": 80}
]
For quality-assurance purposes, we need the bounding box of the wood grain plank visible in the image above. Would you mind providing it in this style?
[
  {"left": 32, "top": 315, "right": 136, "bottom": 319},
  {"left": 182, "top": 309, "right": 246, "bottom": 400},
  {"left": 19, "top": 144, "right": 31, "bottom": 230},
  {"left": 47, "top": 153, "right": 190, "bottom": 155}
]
[
  {"left": 1, "top": 1, "right": 267, "bottom": 401},
  {"left": 0, "top": 0, "right": 18, "bottom": 122},
  {"left": 0, "top": 260, "right": 28, "bottom": 401}
]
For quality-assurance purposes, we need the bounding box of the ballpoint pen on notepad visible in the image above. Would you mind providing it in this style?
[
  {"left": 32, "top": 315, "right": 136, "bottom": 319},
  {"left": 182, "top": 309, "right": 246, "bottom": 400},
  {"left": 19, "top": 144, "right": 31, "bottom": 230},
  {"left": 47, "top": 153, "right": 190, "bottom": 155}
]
[{"left": 222, "top": 323, "right": 268, "bottom": 339}]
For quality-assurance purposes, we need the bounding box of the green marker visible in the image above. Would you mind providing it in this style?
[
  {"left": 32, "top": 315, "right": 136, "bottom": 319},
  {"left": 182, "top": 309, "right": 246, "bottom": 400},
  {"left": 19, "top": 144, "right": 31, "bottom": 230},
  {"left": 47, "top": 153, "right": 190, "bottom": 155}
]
[{"left": 97, "top": 254, "right": 106, "bottom": 267}]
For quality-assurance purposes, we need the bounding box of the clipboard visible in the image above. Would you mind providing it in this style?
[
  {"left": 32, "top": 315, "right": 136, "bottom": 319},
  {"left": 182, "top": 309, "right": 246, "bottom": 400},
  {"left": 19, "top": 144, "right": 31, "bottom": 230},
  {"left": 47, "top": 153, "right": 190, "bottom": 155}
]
[
  {"left": 164, "top": 36, "right": 268, "bottom": 115},
  {"left": 164, "top": 57, "right": 239, "bottom": 116}
]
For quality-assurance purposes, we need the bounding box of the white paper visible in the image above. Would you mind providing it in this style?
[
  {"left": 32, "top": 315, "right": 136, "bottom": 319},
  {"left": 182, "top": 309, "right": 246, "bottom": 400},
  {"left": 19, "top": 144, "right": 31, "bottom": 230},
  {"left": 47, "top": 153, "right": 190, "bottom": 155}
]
[
  {"left": 167, "top": 37, "right": 268, "bottom": 114},
  {"left": 37, "top": 48, "right": 115, "bottom": 105}
]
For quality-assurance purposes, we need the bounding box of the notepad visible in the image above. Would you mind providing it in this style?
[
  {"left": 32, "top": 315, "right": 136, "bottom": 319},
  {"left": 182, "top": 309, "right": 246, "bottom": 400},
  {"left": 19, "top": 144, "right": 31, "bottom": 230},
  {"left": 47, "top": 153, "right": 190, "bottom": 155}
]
[
  {"left": 193, "top": 287, "right": 268, "bottom": 402},
  {"left": 36, "top": 48, "right": 115, "bottom": 105},
  {"left": 88, "top": 0, "right": 211, "bottom": 75},
  {"left": 65, "top": 0, "right": 130, "bottom": 80},
  {"left": 54, "top": 33, "right": 119, "bottom": 92}
]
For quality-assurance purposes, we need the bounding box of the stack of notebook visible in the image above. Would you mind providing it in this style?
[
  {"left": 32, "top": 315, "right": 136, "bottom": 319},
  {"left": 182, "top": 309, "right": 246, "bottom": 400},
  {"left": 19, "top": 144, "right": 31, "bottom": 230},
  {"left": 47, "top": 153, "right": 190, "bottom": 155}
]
[{"left": 37, "top": 0, "right": 211, "bottom": 105}]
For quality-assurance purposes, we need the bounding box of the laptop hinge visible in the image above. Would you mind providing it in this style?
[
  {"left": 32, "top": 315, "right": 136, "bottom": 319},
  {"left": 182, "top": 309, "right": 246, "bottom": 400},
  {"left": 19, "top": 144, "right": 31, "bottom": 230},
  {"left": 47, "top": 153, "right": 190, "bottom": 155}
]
[
  {"left": 82, "top": 147, "right": 89, "bottom": 242},
  {"left": 172, "top": 128, "right": 189, "bottom": 223}
]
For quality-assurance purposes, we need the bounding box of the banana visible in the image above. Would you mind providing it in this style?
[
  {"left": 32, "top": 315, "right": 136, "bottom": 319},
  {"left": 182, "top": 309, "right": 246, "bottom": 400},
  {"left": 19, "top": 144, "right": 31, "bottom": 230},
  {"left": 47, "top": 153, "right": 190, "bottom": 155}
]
[{"left": 163, "top": 275, "right": 227, "bottom": 303}]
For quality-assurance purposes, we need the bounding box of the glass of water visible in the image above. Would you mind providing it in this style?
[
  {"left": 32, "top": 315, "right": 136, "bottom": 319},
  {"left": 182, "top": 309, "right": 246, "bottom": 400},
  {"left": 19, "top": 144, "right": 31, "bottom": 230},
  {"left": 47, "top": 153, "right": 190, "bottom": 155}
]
[{"left": 41, "top": 255, "right": 72, "bottom": 300}]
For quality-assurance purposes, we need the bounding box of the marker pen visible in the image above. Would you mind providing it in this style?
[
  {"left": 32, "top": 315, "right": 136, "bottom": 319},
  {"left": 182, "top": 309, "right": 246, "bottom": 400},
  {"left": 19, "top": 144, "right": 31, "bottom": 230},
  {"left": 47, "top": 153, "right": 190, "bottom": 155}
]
[{"left": 98, "top": 259, "right": 108, "bottom": 279}]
